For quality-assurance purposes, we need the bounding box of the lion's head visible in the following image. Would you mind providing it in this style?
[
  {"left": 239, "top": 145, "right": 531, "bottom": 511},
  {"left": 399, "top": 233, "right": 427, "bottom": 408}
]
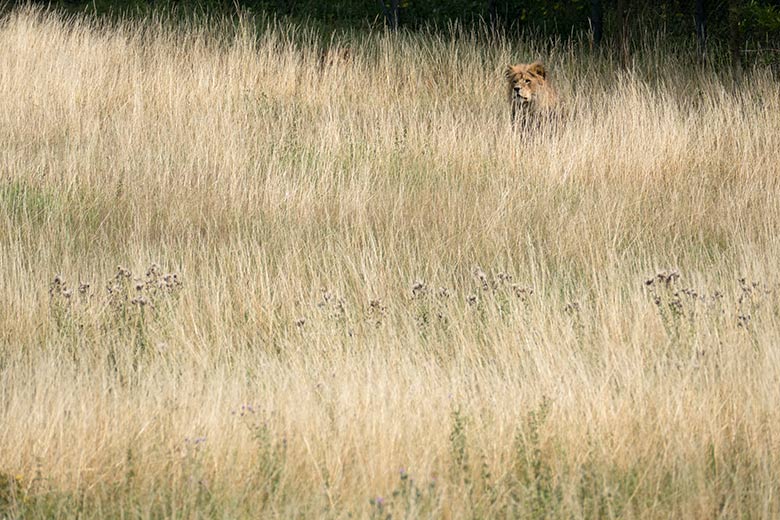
[{"left": 505, "top": 62, "right": 554, "bottom": 106}]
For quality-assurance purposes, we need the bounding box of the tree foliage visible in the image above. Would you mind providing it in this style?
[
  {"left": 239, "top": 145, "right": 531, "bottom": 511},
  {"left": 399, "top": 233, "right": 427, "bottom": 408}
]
[{"left": 11, "top": 0, "right": 780, "bottom": 63}]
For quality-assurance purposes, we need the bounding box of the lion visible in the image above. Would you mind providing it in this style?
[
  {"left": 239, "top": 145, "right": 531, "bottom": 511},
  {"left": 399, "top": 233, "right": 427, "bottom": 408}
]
[{"left": 504, "top": 61, "right": 558, "bottom": 129}]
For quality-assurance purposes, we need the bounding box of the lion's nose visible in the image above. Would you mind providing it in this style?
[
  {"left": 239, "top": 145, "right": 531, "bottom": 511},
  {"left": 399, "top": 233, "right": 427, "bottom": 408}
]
[{"left": 513, "top": 86, "right": 521, "bottom": 93}]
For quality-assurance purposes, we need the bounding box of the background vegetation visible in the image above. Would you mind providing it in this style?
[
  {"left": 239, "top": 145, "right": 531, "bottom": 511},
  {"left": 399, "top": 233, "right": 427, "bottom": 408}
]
[
  {"left": 1, "top": 3, "right": 780, "bottom": 518},
  {"left": 8, "top": 0, "right": 780, "bottom": 66}
]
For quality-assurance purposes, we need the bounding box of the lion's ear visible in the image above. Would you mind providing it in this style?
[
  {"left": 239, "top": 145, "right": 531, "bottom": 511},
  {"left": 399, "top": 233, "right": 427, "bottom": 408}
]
[
  {"left": 529, "top": 62, "right": 547, "bottom": 79},
  {"left": 504, "top": 65, "right": 516, "bottom": 81}
]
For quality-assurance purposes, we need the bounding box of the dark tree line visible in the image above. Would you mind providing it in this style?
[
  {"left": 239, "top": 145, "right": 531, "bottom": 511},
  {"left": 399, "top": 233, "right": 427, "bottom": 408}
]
[
  {"left": 14, "top": 0, "right": 780, "bottom": 66},
  {"left": 263, "top": 0, "right": 779, "bottom": 67}
]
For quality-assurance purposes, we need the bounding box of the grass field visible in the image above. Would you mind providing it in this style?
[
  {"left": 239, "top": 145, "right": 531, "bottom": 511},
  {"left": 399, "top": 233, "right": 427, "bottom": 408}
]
[{"left": 1, "top": 7, "right": 780, "bottom": 518}]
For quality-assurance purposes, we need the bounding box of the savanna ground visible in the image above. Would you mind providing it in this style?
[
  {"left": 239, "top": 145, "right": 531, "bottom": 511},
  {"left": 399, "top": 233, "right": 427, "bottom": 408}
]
[{"left": 1, "top": 6, "right": 780, "bottom": 518}]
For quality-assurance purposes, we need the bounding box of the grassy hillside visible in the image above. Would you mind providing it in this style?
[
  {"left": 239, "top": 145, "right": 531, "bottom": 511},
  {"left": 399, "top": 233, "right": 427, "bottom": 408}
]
[{"left": 1, "top": 7, "right": 780, "bottom": 518}]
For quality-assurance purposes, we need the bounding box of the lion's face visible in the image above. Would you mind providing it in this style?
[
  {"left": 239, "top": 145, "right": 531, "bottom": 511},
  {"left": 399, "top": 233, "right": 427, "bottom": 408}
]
[{"left": 505, "top": 62, "right": 548, "bottom": 105}]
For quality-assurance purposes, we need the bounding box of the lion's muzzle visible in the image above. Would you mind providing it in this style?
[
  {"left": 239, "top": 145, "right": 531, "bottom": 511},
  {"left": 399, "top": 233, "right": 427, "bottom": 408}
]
[{"left": 513, "top": 87, "right": 530, "bottom": 102}]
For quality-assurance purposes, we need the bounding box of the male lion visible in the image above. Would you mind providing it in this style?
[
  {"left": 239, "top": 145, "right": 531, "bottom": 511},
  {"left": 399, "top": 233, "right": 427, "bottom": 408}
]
[{"left": 504, "top": 61, "right": 558, "bottom": 129}]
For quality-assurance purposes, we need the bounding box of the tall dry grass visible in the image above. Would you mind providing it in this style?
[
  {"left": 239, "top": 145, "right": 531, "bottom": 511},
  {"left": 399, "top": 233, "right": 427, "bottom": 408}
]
[{"left": 1, "top": 6, "right": 780, "bottom": 518}]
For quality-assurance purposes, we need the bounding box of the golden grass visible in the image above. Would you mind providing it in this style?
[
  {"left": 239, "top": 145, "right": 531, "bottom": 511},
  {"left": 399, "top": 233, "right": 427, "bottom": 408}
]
[{"left": 2, "top": 7, "right": 780, "bottom": 518}]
